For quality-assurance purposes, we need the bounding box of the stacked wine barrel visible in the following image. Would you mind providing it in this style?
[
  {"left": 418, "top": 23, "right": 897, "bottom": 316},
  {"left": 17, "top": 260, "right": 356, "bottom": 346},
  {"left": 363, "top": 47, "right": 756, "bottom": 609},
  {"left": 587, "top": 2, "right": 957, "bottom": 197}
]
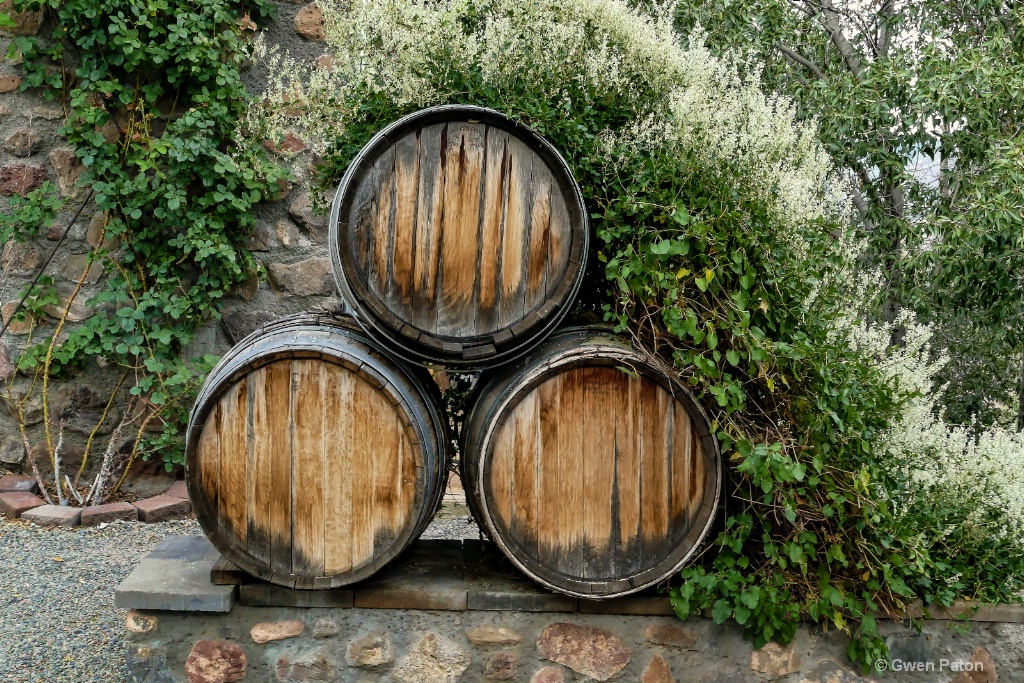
[{"left": 186, "top": 105, "right": 721, "bottom": 598}]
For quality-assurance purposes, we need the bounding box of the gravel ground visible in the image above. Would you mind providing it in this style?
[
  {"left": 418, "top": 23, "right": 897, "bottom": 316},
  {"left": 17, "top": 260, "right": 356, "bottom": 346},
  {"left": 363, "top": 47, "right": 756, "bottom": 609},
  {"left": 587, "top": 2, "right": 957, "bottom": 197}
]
[
  {"left": 0, "top": 507, "right": 478, "bottom": 683},
  {"left": 421, "top": 505, "right": 481, "bottom": 539},
  {"left": 0, "top": 517, "right": 204, "bottom": 683}
]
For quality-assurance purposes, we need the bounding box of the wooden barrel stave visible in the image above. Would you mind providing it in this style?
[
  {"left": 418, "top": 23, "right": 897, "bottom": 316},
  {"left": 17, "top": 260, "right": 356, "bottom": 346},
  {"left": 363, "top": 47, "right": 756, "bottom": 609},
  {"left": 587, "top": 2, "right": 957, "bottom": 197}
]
[
  {"left": 462, "top": 327, "right": 720, "bottom": 598},
  {"left": 186, "top": 314, "right": 448, "bottom": 589},
  {"left": 330, "top": 105, "right": 589, "bottom": 368}
]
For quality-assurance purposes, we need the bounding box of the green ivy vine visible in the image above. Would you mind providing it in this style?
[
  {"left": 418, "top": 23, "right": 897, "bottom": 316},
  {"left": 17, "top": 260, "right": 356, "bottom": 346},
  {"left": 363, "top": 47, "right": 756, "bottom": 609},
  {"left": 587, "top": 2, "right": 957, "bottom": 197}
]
[{"left": 1, "top": 0, "right": 289, "bottom": 472}]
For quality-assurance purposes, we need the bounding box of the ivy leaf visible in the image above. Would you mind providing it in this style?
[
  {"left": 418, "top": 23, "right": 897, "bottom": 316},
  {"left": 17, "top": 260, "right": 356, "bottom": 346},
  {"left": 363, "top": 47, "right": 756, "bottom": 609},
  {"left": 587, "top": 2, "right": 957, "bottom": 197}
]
[
  {"left": 740, "top": 587, "right": 761, "bottom": 609},
  {"left": 712, "top": 599, "right": 732, "bottom": 624}
]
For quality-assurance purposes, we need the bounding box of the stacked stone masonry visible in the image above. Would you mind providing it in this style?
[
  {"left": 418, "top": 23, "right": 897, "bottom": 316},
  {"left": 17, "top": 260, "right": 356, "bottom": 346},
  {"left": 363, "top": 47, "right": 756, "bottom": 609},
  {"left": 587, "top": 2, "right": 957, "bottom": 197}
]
[{"left": 124, "top": 606, "right": 1023, "bottom": 683}]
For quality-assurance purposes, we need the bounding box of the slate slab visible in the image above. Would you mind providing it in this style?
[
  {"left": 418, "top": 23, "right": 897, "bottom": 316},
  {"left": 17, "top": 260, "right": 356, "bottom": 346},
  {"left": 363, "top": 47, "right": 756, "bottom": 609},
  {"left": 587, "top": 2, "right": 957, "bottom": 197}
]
[
  {"left": 115, "top": 535, "right": 235, "bottom": 612},
  {"left": 240, "top": 583, "right": 354, "bottom": 608},
  {"left": 464, "top": 540, "right": 577, "bottom": 612},
  {"left": 578, "top": 587, "right": 675, "bottom": 616},
  {"left": 352, "top": 539, "right": 467, "bottom": 610}
]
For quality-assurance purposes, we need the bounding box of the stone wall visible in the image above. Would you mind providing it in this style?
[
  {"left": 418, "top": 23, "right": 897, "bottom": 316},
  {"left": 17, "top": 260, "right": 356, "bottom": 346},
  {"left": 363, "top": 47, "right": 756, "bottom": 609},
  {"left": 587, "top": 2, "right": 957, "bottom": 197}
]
[
  {"left": 0, "top": 2, "right": 336, "bottom": 479},
  {"left": 125, "top": 606, "right": 1022, "bottom": 683}
]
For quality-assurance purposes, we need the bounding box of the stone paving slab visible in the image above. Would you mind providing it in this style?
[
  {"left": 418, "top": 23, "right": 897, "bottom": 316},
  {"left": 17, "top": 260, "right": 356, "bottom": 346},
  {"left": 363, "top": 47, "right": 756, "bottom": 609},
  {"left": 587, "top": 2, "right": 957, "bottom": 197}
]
[
  {"left": 22, "top": 504, "right": 82, "bottom": 527},
  {"left": 0, "top": 490, "right": 45, "bottom": 518},
  {"left": 115, "top": 535, "right": 235, "bottom": 612},
  {"left": 0, "top": 474, "right": 38, "bottom": 493},
  {"left": 147, "top": 534, "right": 218, "bottom": 561}
]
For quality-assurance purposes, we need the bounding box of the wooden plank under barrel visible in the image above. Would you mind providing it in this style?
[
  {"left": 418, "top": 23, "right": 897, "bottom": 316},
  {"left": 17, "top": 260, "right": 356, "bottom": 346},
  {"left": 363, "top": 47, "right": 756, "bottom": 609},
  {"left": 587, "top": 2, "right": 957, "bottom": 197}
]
[
  {"left": 184, "top": 313, "right": 448, "bottom": 589},
  {"left": 329, "top": 104, "right": 589, "bottom": 368},
  {"left": 461, "top": 327, "right": 721, "bottom": 598}
]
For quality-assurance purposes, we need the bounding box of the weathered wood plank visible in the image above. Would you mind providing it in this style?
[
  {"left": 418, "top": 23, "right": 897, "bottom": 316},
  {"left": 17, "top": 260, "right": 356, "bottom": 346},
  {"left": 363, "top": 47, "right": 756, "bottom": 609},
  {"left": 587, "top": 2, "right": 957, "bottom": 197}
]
[
  {"left": 197, "top": 404, "right": 220, "bottom": 525},
  {"left": 348, "top": 159, "right": 380, "bottom": 283},
  {"left": 291, "top": 360, "right": 325, "bottom": 577},
  {"left": 398, "top": 425, "right": 419, "bottom": 534},
  {"left": 210, "top": 555, "right": 246, "bottom": 586},
  {"left": 477, "top": 127, "right": 510, "bottom": 333},
  {"left": 218, "top": 379, "right": 248, "bottom": 548},
  {"left": 371, "top": 399, "right": 403, "bottom": 554},
  {"left": 525, "top": 180, "right": 551, "bottom": 303},
  {"left": 438, "top": 122, "right": 485, "bottom": 335},
  {"left": 582, "top": 367, "right": 617, "bottom": 579},
  {"left": 671, "top": 401, "right": 692, "bottom": 533},
  {"left": 555, "top": 368, "right": 585, "bottom": 579},
  {"left": 265, "top": 361, "right": 293, "bottom": 576},
  {"left": 497, "top": 137, "right": 534, "bottom": 328},
  {"left": 510, "top": 390, "right": 540, "bottom": 555},
  {"left": 489, "top": 408, "right": 514, "bottom": 531},
  {"left": 689, "top": 426, "right": 706, "bottom": 526},
  {"left": 370, "top": 147, "right": 397, "bottom": 303},
  {"left": 615, "top": 373, "right": 642, "bottom": 559},
  {"left": 412, "top": 123, "right": 446, "bottom": 327},
  {"left": 545, "top": 187, "right": 572, "bottom": 288},
  {"left": 536, "top": 372, "right": 561, "bottom": 570},
  {"left": 639, "top": 381, "right": 670, "bottom": 544},
  {"left": 350, "top": 375, "right": 379, "bottom": 570},
  {"left": 390, "top": 134, "right": 420, "bottom": 309},
  {"left": 246, "top": 366, "right": 272, "bottom": 565},
  {"left": 324, "top": 363, "right": 354, "bottom": 575}
]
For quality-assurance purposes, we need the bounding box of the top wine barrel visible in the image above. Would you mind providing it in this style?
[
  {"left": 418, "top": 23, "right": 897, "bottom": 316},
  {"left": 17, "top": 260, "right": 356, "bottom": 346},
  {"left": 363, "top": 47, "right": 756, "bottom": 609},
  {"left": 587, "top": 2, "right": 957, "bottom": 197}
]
[
  {"left": 184, "top": 313, "right": 449, "bottom": 588},
  {"left": 461, "top": 327, "right": 721, "bottom": 598},
  {"left": 329, "top": 105, "right": 589, "bottom": 368}
]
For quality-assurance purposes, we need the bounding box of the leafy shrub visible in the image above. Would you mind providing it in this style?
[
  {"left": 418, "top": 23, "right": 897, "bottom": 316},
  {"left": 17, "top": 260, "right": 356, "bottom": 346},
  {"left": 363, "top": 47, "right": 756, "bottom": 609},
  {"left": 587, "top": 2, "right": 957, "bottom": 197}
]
[{"left": 244, "top": 0, "right": 1024, "bottom": 670}]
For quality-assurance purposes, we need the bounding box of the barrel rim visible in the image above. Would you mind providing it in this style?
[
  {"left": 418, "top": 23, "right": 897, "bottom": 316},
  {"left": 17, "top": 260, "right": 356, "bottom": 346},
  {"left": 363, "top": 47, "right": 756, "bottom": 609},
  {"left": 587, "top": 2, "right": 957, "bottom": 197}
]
[
  {"left": 184, "top": 316, "right": 450, "bottom": 589},
  {"left": 466, "top": 334, "right": 722, "bottom": 599},
  {"left": 328, "top": 104, "right": 590, "bottom": 369}
]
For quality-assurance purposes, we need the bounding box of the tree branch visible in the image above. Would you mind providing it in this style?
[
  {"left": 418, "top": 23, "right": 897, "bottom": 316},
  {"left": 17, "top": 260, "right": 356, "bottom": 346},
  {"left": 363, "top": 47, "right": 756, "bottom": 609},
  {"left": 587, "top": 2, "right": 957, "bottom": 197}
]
[
  {"left": 775, "top": 43, "right": 825, "bottom": 79},
  {"left": 850, "top": 185, "right": 875, "bottom": 232},
  {"left": 794, "top": 0, "right": 867, "bottom": 81},
  {"left": 877, "top": 0, "right": 895, "bottom": 59}
]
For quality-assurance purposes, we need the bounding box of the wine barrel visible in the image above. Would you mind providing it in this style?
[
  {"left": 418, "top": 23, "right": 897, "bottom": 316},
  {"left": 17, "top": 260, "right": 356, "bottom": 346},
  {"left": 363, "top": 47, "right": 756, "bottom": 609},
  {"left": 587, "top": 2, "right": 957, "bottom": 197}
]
[
  {"left": 329, "top": 105, "right": 589, "bottom": 368},
  {"left": 461, "top": 327, "right": 721, "bottom": 598},
  {"left": 184, "top": 313, "right": 449, "bottom": 589}
]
